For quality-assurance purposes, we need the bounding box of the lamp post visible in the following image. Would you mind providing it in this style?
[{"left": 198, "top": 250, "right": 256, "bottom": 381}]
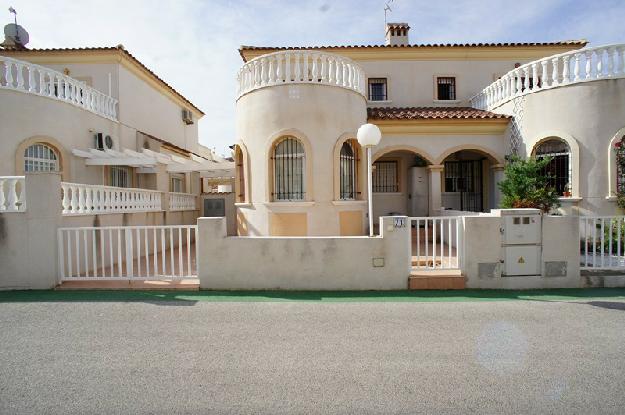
[{"left": 357, "top": 123, "right": 382, "bottom": 237}]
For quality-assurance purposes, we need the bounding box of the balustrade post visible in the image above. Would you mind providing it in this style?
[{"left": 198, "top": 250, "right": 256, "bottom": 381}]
[
  {"left": 260, "top": 58, "right": 267, "bottom": 86},
  {"left": 84, "top": 187, "right": 92, "bottom": 213},
  {"left": 573, "top": 53, "right": 581, "bottom": 81},
  {"left": 523, "top": 67, "right": 530, "bottom": 91},
  {"left": 531, "top": 63, "right": 539, "bottom": 90},
  {"left": 3, "top": 61, "right": 13, "bottom": 88},
  {"left": 15, "top": 62, "right": 24, "bottom": 90},
  {"left": 562, "top": 55, "right": 570, "bottom": 84},
  {"left": 320, "top": 55, "right": 327, "bottom": 83},
  {"left": 27, "top": 66, "right": 35, "bottom": 92},
  {"left": 607, "top": 47, "right": 615, "bottom": 77},
  {"left": 585, "top": 51, "right": 593, "bottom": 79},
  {"left": 268, "top": 57, "right": 275, "bottom": 84},
  {"left": 275, "top": 54, "right": 283, "bottom": 83},
  {"left": 293, "top": 52, "right": 301, "bottom": 82},
  {"left": 551, "top": 58, "right": 559, "bottom": 86},
  {"left": 61, "top": 184, "right": 70, "bottom": 213},
  {"left": 311, "top": 54, "right": 318, "bottom": 82},
  {"left": 303, "top": 52, "right": 309, "bottom": 81},
  {"left": 541, "top": 60, "right": 549, "bottom": 87},
  {"left": 284, "top": 53, "right": 291, "bottom": 83},
  {"left": 596, "top": 50, "right": 603, "bottom": 79}
]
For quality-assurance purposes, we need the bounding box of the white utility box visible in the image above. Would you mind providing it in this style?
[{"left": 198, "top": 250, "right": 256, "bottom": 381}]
[{"left": 498, "top": 209, "right": 542, "bottom": 276}]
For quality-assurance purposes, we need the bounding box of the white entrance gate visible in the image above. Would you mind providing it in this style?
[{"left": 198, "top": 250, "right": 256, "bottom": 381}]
[
  {"left": 409, "top": 216, "right": 462, "bottom": 269},
  {"left": 57, "top": 225, "right": 197, "bottom": 281}
]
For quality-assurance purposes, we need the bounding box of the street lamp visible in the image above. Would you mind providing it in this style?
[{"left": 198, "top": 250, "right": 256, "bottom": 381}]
[{"left": 357, "top": 123, "right": 382, "bottom": 237}]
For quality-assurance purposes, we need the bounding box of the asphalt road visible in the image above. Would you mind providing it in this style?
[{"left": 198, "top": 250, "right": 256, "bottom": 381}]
[{"left": 1, "top": 297, "right": 625, "bottom": 414}]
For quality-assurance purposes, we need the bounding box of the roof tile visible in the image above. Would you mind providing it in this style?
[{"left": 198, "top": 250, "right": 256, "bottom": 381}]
[{"left": 367, "top": 107, "right": 511, "bottom": 120}]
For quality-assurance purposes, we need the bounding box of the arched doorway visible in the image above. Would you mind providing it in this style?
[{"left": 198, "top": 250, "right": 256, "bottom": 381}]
[
  {"left": 371, "top": 148, "right": 433, "bottom": 227},
  {"left": 438, "top": 148, "right": 502, "bottom": 213}
]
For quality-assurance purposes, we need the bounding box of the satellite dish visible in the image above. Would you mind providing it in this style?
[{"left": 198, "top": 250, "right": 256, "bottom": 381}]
[{"left": 3, "top": 23, "right": 29, "bottom": 46}]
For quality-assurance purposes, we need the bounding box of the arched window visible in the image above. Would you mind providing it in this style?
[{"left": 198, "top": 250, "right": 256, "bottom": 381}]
[
  {"left": 273, "top": 136, "right": 305, "bottom": 201},
  {"left": 234, "top": 145, "right": 246, "bottom": 203},
  {"left": 533, "top": 138, "right": 571, "bottom": 195},
  {"left": 339, "top": 140, "right": 359, "bottom": 200},
  {"left": 24, "top": 143, "right": 59, "bottom": 172}
]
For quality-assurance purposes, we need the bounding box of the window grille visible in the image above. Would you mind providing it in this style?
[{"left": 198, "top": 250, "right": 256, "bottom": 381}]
[
  {"left": 368, "top": 78, "right": 388, "bottom": 101},
  {"left": 273, "top": 136, "right": 305, "bottom": 201},
  {"left": 340, "top": 140, "right": 358, "bottom": 200},
  {"left": 110, "top": 166, "right": 131, "bottom": 188},
  {"left": 24, "top": 143, "right": 59, "bottom": 172},
  {"left": 617, "top": 137, "right": 625, "bottom": 193},
  {"left": 534, "top": 139, "right": 571, "bottom": 195},
  {"left": 373, "top": 161, "right": 399, "bottom": 192},
  {"left": 436, "top": 77, "right": 456, "bottom": 100},
  {"left": 444, "top": 160, "right": 483, "bottom": 212}
]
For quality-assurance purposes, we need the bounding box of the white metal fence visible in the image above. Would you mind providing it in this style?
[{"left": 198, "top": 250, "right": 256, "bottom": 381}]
[
  {"left": 409, "top": 216, "right": 461, "bottom": 269},
  {"left": 57, "top": 225, "right": 197, "bottom": 280},
  {"left": 580, "top": 216, "right": 625, "bottom": 270},
  {"left": 0, "top": 176, "right": 26, "bottom": 212}
]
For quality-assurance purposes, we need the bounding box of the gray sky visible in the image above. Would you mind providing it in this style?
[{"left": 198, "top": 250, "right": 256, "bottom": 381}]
[{"left": 5, "top": 0, "right": 625, "bottom": 155}]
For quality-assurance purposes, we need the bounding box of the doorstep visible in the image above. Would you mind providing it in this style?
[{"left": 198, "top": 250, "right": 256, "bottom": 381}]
[
  {"left": 408, "top": 269, "right": 466, "bottom": 290},
  {"left": 56, "top": 279, "right": 200, "bottom": 291}
]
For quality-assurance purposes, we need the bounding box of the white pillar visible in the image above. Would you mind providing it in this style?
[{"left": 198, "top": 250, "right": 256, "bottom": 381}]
[
  {"left": 367, "top": 147, "right": 374, "bottom": 236},
  {"left": 427, "top": 164, "right": 443, "bottom": 216},
  {"left": 491, "top": 164, "right": 505, "bottom": 209}
]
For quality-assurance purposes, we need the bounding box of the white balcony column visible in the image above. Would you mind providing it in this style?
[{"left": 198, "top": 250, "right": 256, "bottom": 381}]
[
  {"left": 573, "top": 53, "right": 581, "bottom": 81},
  {"left": 491, "top": 164, "right": 505, "bottom": 209},
  {"left": 531, "top": 63, "right": 539, "bottom": 90},
  {"left": 562, "top": 55, "right": 571, "bottom": 83},
  {"left": 585, "top": 51, "right": 593, "bottom": 79},
  {"left": 541, "top": 60, "right": 549, "bottom": 87},
  {"left": 427, "top": 164, "right": 444, "bottom": 216}
]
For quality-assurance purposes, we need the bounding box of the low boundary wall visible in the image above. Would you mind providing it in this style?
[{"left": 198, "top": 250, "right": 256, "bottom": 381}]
[{"left": 197, "top": 216, "right": 411, "bottom": 290}]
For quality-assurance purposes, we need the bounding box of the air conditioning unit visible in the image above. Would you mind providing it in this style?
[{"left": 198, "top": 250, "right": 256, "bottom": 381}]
[
  {"left": 182, "top": 109, "right": 194, "bottom": 125},
  {"left": 94, "top": 133, "right": 114, "bottom": 150}
]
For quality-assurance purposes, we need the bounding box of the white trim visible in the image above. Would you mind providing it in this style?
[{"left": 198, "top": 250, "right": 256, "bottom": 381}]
[{"left": 332, "top": 200, "right": 367, "bottom": 206}]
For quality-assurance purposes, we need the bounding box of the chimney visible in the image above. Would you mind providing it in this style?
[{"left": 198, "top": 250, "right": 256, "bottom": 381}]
[{"left": 385, "top": 23, "right": 410, "bottom": 46}]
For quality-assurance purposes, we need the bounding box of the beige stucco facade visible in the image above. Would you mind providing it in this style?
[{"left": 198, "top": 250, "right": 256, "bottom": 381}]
[
  {"left": 494, "top": 78, "right": 625, "bottom": 216},
  {"left": 235, "top": 82, "right": 368, "bottom": 236}
]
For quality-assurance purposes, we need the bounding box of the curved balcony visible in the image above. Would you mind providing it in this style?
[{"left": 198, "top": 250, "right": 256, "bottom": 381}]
[
  {"left": 236, "top": 50, "right": 366, "bottom": 100},
  {"left": 0, "top": 55, "right": 118, "bottom": 121},
  {"left": 470, "top": 44, "right": 625, "bottom": 111}
]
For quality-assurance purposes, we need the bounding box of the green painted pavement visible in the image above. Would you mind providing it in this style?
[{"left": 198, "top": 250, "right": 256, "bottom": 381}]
[{"left": 0, "top": 288, "right": 625, "bottom": 303}]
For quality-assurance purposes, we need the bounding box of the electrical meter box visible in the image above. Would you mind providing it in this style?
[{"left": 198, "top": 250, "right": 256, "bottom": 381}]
[{"left": 498, "top": 209, "right": 542, "bottom": 276}]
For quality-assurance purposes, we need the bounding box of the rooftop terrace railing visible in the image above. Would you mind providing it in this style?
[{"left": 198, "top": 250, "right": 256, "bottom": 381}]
[
  {"left": 236, "top": 50, "right": 366, "bottom": 100},
  {"left": 470, "top": 44, "right": 625, "bottom": 111},
  {"left": 1, "top": 55, "right": 118, "bottom": 121}
]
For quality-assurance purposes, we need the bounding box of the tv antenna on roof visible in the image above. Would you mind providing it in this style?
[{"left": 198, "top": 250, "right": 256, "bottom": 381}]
[
  {"left": 8, "top": 7, "right": 18, "bottom": 41},
  {"left": 384, "top": 0, "right": 394, "bottom": 26}
]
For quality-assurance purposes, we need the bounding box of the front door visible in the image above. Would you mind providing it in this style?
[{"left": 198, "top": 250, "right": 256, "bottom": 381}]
[{"left": 443, "top": 160, "right": 483, "bottom": 212}]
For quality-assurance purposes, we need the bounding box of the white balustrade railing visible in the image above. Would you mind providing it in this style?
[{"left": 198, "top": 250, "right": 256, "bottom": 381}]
[
  {"left": 61, "top": 183, "right": 162, "bottom": 215},
  {"left": 580, "top": 216, "right": 625, "bottom": 270},
  {"left": 1, "top": 55, "right": 118, "bottom": 120},
  {"left": 0, "top": 176, "right": 26, "bottom": 212},
  {"left": 410, "top": 216, "right": 462, "bottom": 270},
  {"left": 236, "top": 50, "right": 366, "bottom": 99},
  {"left": 470, "top": 43, "right": 625, "bottom": 110},
  {"left": 57, "top": 225, "right": 197, "bottom": 280},
  {"left": 169, "top": 192, "right": 197, "bottom": 211}
]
